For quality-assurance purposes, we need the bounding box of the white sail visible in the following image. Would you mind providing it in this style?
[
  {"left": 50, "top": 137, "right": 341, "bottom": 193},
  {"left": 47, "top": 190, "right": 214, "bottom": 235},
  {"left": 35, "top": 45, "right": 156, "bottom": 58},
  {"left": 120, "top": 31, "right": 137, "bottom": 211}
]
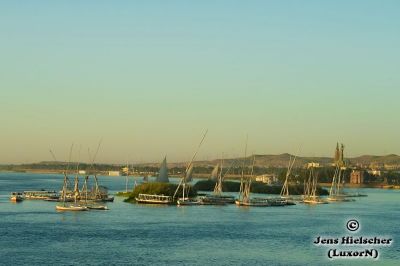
[
  {"left": 185, "top": 164, "right": 194, "bottom": 182},
  {"left": 156, "top": 156, "right": 169, "bottom": 183},
  {"left": 210, "top": 164, "right": 219, "bottom": 181},
  {"left": 73, "top": 175, "right": 80, "bottom": 203}
]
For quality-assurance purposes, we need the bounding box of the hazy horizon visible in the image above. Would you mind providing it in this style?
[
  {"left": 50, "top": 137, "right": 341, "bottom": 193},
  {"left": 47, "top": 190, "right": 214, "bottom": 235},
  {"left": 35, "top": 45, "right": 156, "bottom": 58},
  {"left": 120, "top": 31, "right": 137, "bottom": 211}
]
[{"left": 1, "top": 1, "right": 399, "bottom": 164}]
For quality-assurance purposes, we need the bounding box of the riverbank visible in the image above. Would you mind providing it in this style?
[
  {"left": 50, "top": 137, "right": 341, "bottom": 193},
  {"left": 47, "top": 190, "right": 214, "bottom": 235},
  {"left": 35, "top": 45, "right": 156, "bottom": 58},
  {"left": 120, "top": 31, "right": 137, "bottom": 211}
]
[{"left": 2, "top": 169, "right": 398, "bottom": 189}]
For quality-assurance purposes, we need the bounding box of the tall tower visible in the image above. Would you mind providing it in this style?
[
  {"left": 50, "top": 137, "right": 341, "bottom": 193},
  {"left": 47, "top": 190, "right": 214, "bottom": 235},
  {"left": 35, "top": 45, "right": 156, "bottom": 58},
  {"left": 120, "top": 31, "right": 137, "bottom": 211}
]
[
  {"left": 340, "top": 144, "right": 345, "bottom": 167},
  {"left": 334, "top": 143, "right": 340, "bottom": 165}
]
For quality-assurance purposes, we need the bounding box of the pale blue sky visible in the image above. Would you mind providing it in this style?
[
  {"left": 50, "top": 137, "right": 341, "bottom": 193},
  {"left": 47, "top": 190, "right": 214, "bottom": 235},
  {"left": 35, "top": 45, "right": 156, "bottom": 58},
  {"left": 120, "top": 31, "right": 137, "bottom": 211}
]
[{"left": 1, "top": 1, "right": 399, "bottom": 163}]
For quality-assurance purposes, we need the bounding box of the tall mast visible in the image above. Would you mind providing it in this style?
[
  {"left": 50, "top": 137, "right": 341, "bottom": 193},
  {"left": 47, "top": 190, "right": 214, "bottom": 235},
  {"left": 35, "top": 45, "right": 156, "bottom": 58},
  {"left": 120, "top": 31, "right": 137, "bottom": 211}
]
[
  {"left": 173, "top": 129, "right": 208, "bottom": 200},
  {"left": 243, "top": 155, "right": 256, "bottom": 203},
  {"left": 280, "top": 155, "right": 296, "bottom": 197},
  {"left": 239, "top": 135, "right": 248, "bottom": 202}
]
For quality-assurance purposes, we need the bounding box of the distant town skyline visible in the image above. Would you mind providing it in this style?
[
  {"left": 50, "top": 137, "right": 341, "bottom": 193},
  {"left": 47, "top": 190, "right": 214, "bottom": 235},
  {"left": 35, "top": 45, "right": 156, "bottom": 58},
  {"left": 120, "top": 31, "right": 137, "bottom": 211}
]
[{"left": 1, "top": 1, "right": 399, "bottom": 164}]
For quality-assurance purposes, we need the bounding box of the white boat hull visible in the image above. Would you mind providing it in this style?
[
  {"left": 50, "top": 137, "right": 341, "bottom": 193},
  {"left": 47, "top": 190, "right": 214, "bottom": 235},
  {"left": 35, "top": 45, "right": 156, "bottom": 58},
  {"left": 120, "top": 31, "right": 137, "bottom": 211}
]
[{"left": 56, "top": 205, "right": 88, "bottom": 211}]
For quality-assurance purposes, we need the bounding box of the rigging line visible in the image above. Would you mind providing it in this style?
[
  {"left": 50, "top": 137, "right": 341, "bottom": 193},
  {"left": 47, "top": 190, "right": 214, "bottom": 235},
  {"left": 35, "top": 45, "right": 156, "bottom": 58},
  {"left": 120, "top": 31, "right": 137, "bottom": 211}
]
[
  {"left": 49, "top": 149, "right": 57, "bottom": 162},
  {"left": 240, "top": 134, "right": 248, "bottom": 181},
  {"left": 65, "top": 143, "right": 74, "bottom": 175},
  {"left": 185, "top": 129, "right": 208, "bottom": 173},
  {"left": 88, "top": 138, "right": 103, "bottom": 172},
  {"left": 76, "top": 145, "right": 82, "bottom": 174}
]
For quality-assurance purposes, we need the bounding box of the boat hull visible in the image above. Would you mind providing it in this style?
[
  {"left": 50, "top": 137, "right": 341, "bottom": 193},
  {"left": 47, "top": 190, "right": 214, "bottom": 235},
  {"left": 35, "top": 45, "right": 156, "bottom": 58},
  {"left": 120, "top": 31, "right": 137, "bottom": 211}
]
[
  {"left": 56, "top": 205, "right": 88, "bottom": 211},
  {"left": 135, "top": 199, "right": 172, "bottom": 204},
  {"left": 177, "top": 200, "right": 199, "bottom": 206},
  {"left": 235, "top": 200, "right": 270, "bottom": 207},
  {"left": 86, "top": 205, "right": 108, "bottom": 210},
  {"left": 303, "top": 199, "right": 328, "bottom": 204},
  {"left": 10, "top": 197, "right": 23, "bottom": 202}
]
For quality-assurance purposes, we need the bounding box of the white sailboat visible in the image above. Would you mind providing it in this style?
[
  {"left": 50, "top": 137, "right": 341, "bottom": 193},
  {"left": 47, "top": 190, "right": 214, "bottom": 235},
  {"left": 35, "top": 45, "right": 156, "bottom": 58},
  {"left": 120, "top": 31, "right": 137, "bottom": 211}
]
[
  {"left": 199, "top": 157, "right": 236, "bottom": 205},
  {"left": 327, "top": 144, "right": 354, "bottom": 202},
  {"left": 302, "top": 165, "right": 328, "bottom": 204},
  {"left": 176, "top": 130, "right": 208, "bottom": 206},
  {"left": 278, "top": 155, "right": 297, "bottom": 205},
  {"left": 56, "top": 172, "right": 88, "bottom": 211},
  {"left": 235, "top": 136, "right": 270, "bottom": 207},
  {"left": 236, "top": 155, "right": 270, "bottom": 207}
]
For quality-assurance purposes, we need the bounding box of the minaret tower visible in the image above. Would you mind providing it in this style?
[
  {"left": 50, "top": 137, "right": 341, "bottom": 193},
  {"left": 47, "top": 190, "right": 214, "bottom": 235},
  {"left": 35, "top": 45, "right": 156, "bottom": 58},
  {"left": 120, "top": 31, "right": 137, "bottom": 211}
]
[{"left": 334, "top": 143, "right": 340, "bottom": 165}]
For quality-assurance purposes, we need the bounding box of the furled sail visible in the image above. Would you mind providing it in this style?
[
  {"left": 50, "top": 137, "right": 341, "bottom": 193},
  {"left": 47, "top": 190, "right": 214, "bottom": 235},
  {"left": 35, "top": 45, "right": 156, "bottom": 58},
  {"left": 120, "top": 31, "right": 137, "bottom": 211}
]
[
  {"left": 185, "top": 164, "right": 194, "bottom": 182},
  {"left": 209, "top": 164, "right": 219, "bottom": 181},
  {"left": 156, "top": 156, "right": 169, "bottom": 183}
]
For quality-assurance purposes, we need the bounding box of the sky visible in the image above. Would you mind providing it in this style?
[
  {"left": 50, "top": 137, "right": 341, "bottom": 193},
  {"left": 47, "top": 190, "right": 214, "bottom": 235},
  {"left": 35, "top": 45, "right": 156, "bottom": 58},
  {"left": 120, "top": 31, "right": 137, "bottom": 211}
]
[{"left": 1, "top": 1, "right": 399, "bottom": 164}]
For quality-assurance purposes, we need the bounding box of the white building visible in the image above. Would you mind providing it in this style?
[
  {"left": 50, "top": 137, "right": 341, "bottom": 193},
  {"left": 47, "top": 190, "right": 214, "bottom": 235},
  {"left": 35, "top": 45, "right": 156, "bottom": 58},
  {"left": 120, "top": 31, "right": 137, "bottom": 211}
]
[
  {"left": 108, "top": 171, "right": 120, "bottom": 176},
  {"left": 367, "top": 170, "right": 381, "bottom": 176},
  {"left": 307, "top": 162, "right": 321, "bottom": 168},
  {"left": 255, "top": 174, "right": 278, "bottom": 184}
]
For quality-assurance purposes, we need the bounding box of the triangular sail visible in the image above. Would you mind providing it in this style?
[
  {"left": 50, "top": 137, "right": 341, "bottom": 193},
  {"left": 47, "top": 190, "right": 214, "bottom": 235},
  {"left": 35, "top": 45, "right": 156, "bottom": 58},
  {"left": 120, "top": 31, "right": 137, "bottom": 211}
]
[
  {"left": 185, "top": 164, "right": 194, "bottom": 182},
  {"left": 156, "top": 157, "right": 169, "bottom": 183},
  {"left": 213, "top": 161, "right": 223, "bottom": 194},
  {"left": 210, "top": 164, "right": 219, "bottom": 181}
]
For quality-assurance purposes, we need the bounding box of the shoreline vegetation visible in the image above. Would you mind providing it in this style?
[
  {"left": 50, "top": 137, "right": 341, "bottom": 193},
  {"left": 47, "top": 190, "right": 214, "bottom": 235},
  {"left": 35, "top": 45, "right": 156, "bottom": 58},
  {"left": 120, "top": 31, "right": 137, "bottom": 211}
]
[{"left": 119, "top": 181, "right": 330, "bottom": 203}]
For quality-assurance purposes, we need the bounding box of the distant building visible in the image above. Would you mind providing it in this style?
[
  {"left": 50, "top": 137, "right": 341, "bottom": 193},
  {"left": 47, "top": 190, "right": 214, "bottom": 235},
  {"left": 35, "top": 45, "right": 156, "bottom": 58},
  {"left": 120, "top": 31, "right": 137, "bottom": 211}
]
[
  {"left": 306, "top": 162, "right": 321, "bottom": 169},
  {"left": 78, "top": 170, "right": 86, "bottom": 175},
  {"left": 121, "top": 167, "right": 131, "bottom": 175},
  {"left": 108, "top": 171, "right": 120, "bottom": 176},
  {"left": 334, "top": 143, "right": 340, "bottom": 164},
  {"left": 369, "top": 162, "right": 384, "bottom": 169},
  {"left": 335, "top": 143, "right": 346, "bottom": 166},
  {"left": 384, "top": 164, "right": 399, "bottom": 170},
  {"left": 350, "top": 170, "right": 364, "bottom": 184},
  {"left": 367, "top": 170, "right": 381, "bottom": 176},
  {"left": 255, "top": 174, "right": 277, "bottom": 184}
]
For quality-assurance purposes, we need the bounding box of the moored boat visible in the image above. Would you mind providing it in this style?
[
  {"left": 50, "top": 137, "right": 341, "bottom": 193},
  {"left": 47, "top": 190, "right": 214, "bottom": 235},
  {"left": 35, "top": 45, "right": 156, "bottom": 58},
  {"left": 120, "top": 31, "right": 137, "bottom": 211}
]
[
  {"left": 24, "top": 190, "right": 59, "bottom": 200},
  {"left": 86, "top": 204, "right": 108, "bottom": 210},
  {"left": 135, "top": 193, "right": 173, "bottom": 204},
  {"left": 10, "top": 192, "right": 24, "bottom": 202},
  {"left": 235, "top": 198, "right": 270, "bottom": 207},
  {"left": 198, "top": 194, "right": 235, "bottom": 204},
  {"left": 302, "top": 163, "right": 329, "bottom": 205},
  {"left": 56, "top": 172, "right": 89, "bottom": 211},
  {"left": 177, "top": 197, "right": 199, "bottom": 206},
  {"left": 56, "top": 205, "right": 88, "bottom": 211}
]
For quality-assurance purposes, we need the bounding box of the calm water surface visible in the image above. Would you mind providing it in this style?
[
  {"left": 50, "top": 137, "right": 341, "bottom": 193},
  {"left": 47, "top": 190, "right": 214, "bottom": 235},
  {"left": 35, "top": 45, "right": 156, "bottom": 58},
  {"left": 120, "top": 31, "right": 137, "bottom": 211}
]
[{"left": 0, "top": 172, "right": 399, "bottom": 265}]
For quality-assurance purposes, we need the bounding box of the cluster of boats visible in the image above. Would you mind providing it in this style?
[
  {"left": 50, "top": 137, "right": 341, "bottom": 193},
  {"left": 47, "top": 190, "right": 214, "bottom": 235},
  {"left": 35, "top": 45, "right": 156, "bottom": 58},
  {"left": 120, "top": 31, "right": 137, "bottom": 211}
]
[
  {"left": 10, "top": 173, "right": 113, "bottom": 211},
  {"left": 133, "top": 142, "right": 367, "bottom": 207},
  {"left": 55, "top": 173, "right": 112, "bottom": 211},
  {"left": 10, "top": 190, "right": 59, "bottom": 202}
]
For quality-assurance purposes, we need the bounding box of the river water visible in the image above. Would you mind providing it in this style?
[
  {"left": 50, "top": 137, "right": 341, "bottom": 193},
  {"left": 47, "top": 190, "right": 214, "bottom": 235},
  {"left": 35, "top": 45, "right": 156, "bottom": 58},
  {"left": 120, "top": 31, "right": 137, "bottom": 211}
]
[{"left": 0, "top": 172, "right": 398, "bottom": 265}]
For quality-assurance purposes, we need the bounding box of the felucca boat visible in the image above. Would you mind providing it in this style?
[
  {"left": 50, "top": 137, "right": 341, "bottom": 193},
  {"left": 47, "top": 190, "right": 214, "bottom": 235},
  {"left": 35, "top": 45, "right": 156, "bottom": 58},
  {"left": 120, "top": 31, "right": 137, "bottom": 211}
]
[
  {"left": 302, "top": 165, "right": 328, "bottom": 204},
  {"left": 235, "top": 138, "right": 271, "bottom": 207},
  {"left": 198, "top": 158, "right": 236, "bottom": 205},
  {"left": 56, "top": 173, "right": 88, "bottom": 211},
  {"left": 176, "top": 130, "right": 208, "bottom": 206},
  {"left": 10, "top": 192, "right": 24, "bottom": 202},
  {"left": 327, "top": 144, "right": 354, "bottom": 202},
  {"left": 279, "top": 155, "right": 297, "bottom": 205}
]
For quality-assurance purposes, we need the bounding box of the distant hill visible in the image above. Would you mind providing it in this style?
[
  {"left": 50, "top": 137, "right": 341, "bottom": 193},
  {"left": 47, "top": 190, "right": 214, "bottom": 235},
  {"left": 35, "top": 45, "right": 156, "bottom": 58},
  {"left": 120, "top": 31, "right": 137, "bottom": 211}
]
[{"left": 3, "top": 154, "right": 400, "bottom": 170}]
